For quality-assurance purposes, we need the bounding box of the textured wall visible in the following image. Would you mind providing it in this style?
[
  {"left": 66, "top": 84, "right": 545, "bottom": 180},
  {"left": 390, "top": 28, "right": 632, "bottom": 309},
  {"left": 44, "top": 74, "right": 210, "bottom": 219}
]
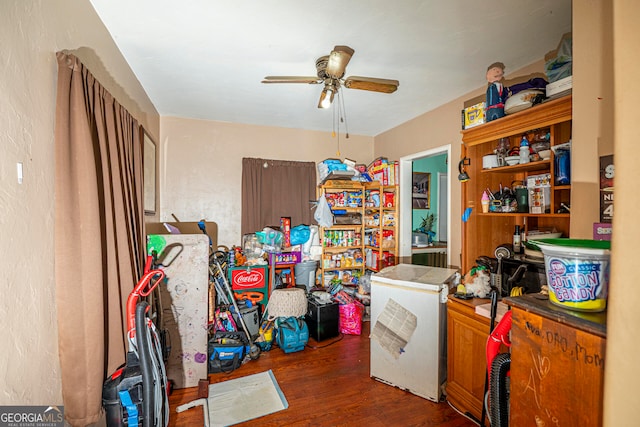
[
  {"left": 160, "top": 116, "right": 374, "bottom": 247},
  {"left": 0, "top": 0, "right": 158, "bottom": 404}
]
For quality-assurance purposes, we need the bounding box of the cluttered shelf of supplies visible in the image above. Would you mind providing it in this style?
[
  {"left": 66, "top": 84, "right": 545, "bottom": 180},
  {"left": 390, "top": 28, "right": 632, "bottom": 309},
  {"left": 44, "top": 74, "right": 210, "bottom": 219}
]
[
  {"left": 460, "top": 94, "right": 573, "bottom": 273},
  {"left": 316, "top": 157, "right": 400, "bottom": 307}
]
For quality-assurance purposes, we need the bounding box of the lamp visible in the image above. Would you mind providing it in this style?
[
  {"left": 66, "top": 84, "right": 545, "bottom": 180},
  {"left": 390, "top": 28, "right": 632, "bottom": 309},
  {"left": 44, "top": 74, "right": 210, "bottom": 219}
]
[
  {"left": 458, "top": 157, "right": 470, "bottom": 182},
  {"left": 318, "top": 83, "right": 336, "bottom": 109}
]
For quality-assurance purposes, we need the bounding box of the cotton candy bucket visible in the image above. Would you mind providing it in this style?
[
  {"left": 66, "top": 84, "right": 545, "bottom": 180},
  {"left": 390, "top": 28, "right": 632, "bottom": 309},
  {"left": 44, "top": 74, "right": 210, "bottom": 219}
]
[{"left": 536, "top": 239, "right": 611, "bottom": 312}]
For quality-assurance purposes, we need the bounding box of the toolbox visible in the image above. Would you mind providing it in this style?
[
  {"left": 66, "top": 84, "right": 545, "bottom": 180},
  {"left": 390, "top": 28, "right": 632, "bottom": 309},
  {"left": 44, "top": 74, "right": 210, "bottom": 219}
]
[{"left": 305, "top": 298, "right": 339, "bottom": 342}]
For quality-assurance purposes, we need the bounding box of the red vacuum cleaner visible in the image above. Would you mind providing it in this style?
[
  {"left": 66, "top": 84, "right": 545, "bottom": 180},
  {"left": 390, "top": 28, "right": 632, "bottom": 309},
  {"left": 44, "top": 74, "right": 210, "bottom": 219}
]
[{"left": 103, "top": 256, "right": 170, "bottom": 427}]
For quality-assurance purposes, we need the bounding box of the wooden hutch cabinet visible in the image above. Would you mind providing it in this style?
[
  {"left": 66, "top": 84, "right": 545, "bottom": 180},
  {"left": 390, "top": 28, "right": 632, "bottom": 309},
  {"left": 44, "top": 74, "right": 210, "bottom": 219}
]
[
  {"left": 460, "top": 95, "right": 572, "bottom": 272},
  {"left": 447, "top": 95, "right": 575, "bottom": 423}
]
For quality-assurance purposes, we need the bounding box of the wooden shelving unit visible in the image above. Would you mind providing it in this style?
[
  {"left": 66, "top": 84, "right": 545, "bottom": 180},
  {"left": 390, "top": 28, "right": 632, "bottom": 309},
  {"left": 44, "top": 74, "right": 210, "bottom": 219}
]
[
  {"left": 363, "top": 182, "right": 399, "bottom": 273},
  {"left": 460, "top": 95, "right": 573, "bottom": 272},
  {"left": 317, "top": 180, "right": 366, "bottom": 288}
]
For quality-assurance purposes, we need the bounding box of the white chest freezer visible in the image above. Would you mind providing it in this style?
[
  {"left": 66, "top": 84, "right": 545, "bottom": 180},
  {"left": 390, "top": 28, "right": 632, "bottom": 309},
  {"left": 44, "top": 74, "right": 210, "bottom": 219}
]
[{"left": 370, "top": 264, "right": 458, "bottom": 402}]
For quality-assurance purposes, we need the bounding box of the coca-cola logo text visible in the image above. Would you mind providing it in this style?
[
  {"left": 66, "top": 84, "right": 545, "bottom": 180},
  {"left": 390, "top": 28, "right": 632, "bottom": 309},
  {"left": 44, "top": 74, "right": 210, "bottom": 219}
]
[{"left": 233, "top": 270, "right": 265, "bottom": 288}]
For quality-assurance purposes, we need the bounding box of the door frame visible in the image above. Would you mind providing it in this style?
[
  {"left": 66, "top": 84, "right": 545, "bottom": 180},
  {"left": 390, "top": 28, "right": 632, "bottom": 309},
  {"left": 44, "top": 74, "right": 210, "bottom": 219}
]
[
  {"left": 399, "top": 144, "right": 451, "bottom": 265},
  {"left": 437, "top": 172, "right": 448, "bottom": 242}
]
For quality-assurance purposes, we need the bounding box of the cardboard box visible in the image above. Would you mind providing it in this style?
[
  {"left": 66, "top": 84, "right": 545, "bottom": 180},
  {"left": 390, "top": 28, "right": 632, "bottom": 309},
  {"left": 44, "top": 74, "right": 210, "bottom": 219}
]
[
  {"left": 146, "top": 221, "right": 218, "bottom": 248},
  {"left": 527, "top": 173, "right": 551, "bottom": 214},
  {"left": 281, "top": 217, "right": 291, "bottom": 247},
  {"left": 599, "top": 155, "right": 614, "bottom": 223},
  {"left": 593, "top": 223, "right": 612, "bottom": 241},
  {"left": 528, "top": 187, "right": 551, "bottom": 214},
  {"left": 461, "top": 102, "right": 485, "bottom": 130},
  {"left": 546, "top": 75, "right": 572, "bottom": 98}
]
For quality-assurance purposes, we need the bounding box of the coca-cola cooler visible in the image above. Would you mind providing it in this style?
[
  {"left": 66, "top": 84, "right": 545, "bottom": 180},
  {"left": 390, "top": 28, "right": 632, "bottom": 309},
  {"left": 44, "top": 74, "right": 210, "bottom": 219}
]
[{"left": 228, "top": 265, "right": 269, "bottom": 310}]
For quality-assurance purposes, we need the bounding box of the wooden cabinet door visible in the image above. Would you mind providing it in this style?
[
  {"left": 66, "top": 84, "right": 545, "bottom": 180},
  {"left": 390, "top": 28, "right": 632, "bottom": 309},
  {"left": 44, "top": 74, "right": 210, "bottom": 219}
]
[
  {"left": 510, "top": 307, "right": 606, "bottom": 426},
  {"left": 446, "top": 299, "right": 491, "bottom": 423}
]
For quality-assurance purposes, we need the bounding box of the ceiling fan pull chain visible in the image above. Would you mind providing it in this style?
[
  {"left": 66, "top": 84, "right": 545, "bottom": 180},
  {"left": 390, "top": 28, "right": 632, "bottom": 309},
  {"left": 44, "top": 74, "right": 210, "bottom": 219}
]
[
  {"left": 332, "top": 98, "right": 337, "bottom": 138},
  {"left": 339, "top": 88, "right": 349, "bottom": 139},
  {"left": 334, "top": 92, "right": 340, "bottom": 156}
]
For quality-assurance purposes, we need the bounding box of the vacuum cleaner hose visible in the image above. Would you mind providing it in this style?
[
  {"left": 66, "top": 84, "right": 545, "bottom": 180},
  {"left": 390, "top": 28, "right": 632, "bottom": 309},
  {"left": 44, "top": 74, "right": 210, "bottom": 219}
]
[
  {"left": 136, "top": 302, "right": 155, "bottom": 427},
  {"left": 489, "top": 352, "right": 511, "bottom": 427}
]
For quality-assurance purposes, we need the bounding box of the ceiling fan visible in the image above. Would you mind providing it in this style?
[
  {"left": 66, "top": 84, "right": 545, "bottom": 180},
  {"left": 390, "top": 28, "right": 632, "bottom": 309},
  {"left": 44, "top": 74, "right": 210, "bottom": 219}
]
[{"left": 261, "top": 45, "right": 399, "bottom": 109}]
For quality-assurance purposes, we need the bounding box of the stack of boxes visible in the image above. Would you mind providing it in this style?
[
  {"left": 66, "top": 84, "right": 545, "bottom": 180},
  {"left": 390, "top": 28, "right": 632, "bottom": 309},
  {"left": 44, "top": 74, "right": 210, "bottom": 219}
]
[
  {"left": 367, "top": 157, "right": 399, "bottom": 185},
  {"left": 527, "top": 173, "right": 551, "bottom": 214},
  {"left": 595, "top": 155, "right": 613, "bottom": 240}
]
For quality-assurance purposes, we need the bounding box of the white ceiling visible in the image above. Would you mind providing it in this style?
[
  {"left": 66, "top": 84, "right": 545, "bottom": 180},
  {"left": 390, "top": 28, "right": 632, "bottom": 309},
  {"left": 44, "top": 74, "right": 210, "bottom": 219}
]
[{"left": 89, "top": 0, "right": 572, "bottom": 137}]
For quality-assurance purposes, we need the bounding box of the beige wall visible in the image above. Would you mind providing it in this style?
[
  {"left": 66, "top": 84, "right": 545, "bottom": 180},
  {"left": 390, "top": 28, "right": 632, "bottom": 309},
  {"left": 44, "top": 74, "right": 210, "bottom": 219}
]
[
  {"left": 160, "top": 117, "right": 374, "bottom": 246},
  {"left": 0, "top": 0, "right": 158, "bottom": 404},
  {"left": 605, "top": 1, "right": 640, "bottom": 425},
  {"left": 571, "top": 0, "right": 614, "bottom": 238},
  {"left": 375, "top": 61, "right": 547, "bottom": 269}
]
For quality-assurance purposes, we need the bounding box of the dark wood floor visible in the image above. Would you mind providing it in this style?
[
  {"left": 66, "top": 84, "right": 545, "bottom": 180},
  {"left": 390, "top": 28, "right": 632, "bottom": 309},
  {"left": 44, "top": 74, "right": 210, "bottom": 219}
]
[{"left": 168, "top": 321, "right": 477, "bottom": 426}]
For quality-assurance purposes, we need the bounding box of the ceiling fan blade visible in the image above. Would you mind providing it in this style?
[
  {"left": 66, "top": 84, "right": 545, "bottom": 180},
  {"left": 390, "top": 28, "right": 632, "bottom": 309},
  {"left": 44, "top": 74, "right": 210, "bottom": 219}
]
[
  {"left": 343, "top": 76, "right": 400, "bottom": 94},
  {"left": 325, "top": 45, "right": 355, "bottom": 79},
  {"left": 262, "top": 76, "right": 322, "bottom": 84}
]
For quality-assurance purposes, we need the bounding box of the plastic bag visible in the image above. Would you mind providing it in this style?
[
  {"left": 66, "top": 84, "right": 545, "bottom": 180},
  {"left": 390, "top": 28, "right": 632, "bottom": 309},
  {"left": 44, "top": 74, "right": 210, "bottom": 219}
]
[
  {"left": 290, "top": 224, "right": 311, "bottom": 246},
  {"left": 545, "top": 35, "right": 572, "bottom": 82},
  {"left": 314, "top": 195, "right": 334, "bottom": 228},
  {"left": 256, "top": 227, "right": 283, "bottom": 253},
  {"left": 338, "top": 301, "right": 364, "bottom": 335}
]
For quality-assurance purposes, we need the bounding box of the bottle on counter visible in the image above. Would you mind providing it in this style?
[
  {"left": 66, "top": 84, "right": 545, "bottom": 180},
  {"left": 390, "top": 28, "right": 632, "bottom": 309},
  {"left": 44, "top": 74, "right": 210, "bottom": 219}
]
[
  {"left": 519, "top": 136, "right": 530, "bottom": 164},
  {"left": 513, "top": 225, "right": 522, "bottom": 254}
]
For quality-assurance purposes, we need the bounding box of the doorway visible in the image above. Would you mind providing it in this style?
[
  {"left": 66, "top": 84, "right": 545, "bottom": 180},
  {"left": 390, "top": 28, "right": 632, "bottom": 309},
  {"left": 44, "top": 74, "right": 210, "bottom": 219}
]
[{"left": 399, "top": 144, "right": 451, "bottom": 266}]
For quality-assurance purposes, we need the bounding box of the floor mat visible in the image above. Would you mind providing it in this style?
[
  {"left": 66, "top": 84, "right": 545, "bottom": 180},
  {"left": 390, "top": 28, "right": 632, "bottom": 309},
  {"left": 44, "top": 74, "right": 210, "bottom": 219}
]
[{"left": 208, "top": 370, "right": 288, "bottom": 426}]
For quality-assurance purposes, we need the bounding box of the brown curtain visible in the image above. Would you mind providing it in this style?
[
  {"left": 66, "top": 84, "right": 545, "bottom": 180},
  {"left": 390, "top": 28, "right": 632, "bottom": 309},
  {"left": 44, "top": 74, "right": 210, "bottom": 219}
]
[
  {"left": 54, "top": 52, "right": 145, "bottom": 426},
  {"left": 241, "top": 158, "right": 317, "bottom": 236}
]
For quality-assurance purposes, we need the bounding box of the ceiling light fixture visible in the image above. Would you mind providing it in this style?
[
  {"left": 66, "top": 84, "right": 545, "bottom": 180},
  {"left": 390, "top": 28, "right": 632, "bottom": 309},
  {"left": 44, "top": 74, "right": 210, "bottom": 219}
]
[{"left": 318, "top": 82, "right": 336, "bottom": 109}]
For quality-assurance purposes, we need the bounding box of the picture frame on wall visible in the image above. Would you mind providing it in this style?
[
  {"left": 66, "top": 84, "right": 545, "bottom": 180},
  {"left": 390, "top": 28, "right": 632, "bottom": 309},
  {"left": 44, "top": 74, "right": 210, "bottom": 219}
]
[
  {"left": 412, "top": 172, "right": 430, "bottom": 209},
  {"left": 143, "top": 129, "right": 156, "bottom": 215}
]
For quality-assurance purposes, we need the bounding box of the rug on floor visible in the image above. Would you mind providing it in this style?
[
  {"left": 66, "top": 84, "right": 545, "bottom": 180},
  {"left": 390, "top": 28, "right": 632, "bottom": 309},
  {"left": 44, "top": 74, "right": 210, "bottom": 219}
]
[{"left": 208, "top": 370, "right": 288, "bottom": 427}]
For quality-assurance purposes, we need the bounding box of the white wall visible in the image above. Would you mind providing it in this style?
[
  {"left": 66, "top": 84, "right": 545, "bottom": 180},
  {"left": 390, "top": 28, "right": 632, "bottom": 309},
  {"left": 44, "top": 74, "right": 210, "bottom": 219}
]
[
  {"left": 160, "top": 117, "right": 374, "bottom": 247},
  {"left": 0, "top": 0, "right": 158, "bottom": 404}
]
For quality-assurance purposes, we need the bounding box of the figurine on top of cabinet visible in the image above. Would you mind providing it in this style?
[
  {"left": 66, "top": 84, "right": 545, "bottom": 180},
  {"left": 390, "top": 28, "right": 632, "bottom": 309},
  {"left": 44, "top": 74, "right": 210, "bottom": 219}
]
[{"left": 485, "top": 62, "right": 506, "bottom": 122}]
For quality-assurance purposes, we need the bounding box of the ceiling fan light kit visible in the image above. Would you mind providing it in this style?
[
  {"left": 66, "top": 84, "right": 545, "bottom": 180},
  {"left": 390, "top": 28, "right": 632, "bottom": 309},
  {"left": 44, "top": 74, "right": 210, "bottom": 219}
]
[
  {"left": 262, "top": 45, "right": 399, "bottom": 110},
  {"left": 318, "top": 85, "right": 336, "bottom": 109},
  {"left": 325, "top": 45, "right": 354, "bottom": 79}
]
